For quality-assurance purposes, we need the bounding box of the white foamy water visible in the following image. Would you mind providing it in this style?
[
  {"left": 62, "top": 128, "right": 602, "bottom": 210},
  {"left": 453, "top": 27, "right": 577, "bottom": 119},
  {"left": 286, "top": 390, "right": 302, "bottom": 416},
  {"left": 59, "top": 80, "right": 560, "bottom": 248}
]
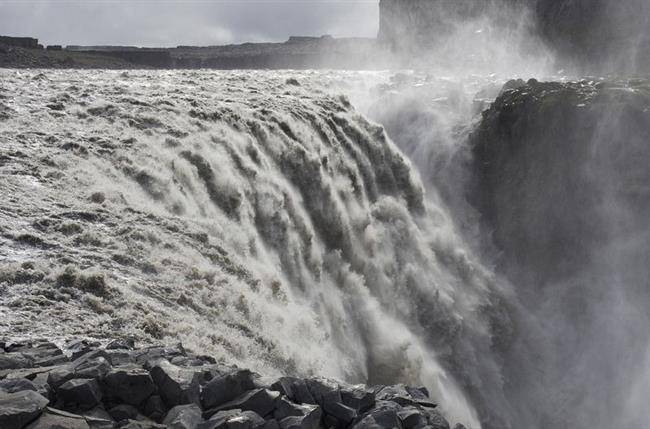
[{"left": 0, "top": 69, "right": 517, "bottom": 428}]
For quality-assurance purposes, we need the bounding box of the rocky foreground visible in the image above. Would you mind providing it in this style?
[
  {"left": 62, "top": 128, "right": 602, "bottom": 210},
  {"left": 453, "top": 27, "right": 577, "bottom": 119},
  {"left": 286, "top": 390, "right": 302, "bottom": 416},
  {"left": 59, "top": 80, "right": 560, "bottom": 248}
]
[{"left": 0, "top": 339, "right": 465, "bottom": 429}]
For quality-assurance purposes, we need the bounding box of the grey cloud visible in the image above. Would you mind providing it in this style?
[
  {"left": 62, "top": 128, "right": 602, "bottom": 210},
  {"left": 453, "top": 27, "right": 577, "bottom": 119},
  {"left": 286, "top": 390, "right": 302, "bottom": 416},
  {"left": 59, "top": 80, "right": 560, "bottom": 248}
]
[{"left": 0, "top": 0, "right": 379, "bottom": 47}]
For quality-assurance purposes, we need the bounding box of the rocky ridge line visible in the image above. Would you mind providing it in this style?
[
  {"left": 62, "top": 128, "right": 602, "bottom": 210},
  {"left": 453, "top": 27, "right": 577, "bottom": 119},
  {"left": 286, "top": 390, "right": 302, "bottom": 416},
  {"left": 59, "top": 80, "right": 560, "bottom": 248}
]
[{"left": 0, "top": 338, "right": 466, "bottom": 429}]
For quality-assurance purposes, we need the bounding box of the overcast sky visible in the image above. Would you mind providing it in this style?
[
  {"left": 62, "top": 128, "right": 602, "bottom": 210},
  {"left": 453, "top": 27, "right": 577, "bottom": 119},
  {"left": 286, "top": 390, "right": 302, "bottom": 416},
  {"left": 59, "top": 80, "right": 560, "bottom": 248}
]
[{"left": 0, "top": 0, "right": 380, "bottom": 47}]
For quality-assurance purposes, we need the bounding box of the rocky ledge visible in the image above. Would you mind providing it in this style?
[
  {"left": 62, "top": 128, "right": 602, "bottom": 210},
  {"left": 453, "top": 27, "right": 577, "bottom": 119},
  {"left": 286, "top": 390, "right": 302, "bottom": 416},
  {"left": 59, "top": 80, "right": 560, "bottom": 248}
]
[{"left": 0, "top": 339, "right": 464, "bottom": 429}]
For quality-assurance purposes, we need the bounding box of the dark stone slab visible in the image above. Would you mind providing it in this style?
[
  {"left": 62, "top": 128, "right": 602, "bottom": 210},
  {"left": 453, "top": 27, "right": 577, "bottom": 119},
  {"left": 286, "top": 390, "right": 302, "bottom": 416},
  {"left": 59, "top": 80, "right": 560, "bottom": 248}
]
[
  {"left": 163, "top": 403, "right": 204, "bottom": 429},
  {"left": 58, "top": 378, "right": 103, "bottom": 410},
  {"left": 150, "top": 360, "right": 201, "bottom": 407},
  {"left": 103, "top": 366, "right": 156, "bottom": 405},
  {"left": 205, "top": 389, "right": 280, "bottom": 419},
  {"left": 25, "top": 407, "right": 90, "bottom": 429},
  {"left": 0, "top": 390, "right": 50, "bottom": 429},
  {"left": 201, "top": 369, "right": 257, "bottom": 410}
]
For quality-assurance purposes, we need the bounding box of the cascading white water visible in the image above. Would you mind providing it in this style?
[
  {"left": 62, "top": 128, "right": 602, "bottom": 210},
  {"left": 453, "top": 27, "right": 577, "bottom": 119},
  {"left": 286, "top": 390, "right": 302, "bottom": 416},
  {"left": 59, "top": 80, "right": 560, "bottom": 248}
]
[{"left": 0, "top": 69, "right": 518, "bottom": 428}]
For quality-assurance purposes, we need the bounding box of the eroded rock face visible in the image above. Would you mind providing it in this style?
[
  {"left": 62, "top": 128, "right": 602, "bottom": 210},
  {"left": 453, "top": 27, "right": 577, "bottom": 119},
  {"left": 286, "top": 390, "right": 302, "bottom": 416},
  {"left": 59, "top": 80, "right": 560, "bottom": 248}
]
[
  {"left": 472, "top": 78, "right": 650, "bottom": 284},
  {"left": 470, "top": 78, "right": 650, "bottom": 428}
]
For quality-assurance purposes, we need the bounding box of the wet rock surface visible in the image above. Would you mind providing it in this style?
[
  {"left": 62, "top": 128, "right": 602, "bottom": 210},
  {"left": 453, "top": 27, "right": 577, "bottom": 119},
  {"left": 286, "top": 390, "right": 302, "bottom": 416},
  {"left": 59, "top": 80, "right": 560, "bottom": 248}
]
[
  {"left": 471, "top": 78, "right": 650, "bottom": 283},
  {"left": 0, "top": 339, "right": 458, "bottom": 429}
]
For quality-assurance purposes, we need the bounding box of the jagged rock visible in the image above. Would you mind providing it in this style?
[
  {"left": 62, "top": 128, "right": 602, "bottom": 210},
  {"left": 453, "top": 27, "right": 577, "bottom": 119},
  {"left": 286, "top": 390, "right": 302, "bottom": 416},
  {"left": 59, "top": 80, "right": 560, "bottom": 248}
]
[
  {"left": 143, "top": 395, "right": 167, "bottom": 420},
  {"left": 273, "top": 397, "right": 320, "bottom": 420},
  {"left": 170, "top": 356, "right": 207, "bottom": 367},
  {"left": 0, "top": 353, "right": 31, "bottom": 371},
  {"left": 304, "top": 378, "right": 340, "bottom": 407},
  {"left": 103, "top": 366, "right": 156, "bottom": 405},
  {"left": 25, "top": 407, "right": 90, "bottom": 429},
  {"left": 205, "top": 389, "right": 280, "bottom": 419},
  {"left": 106, "top": 338, "right": 135, "bottom": 350},
  {"left": 0, "top": 340, "right": 457, "bottom": 429},
  {"left": 0, "top": 377, "right": 38, "bottom": 393},
  {"left": 197, "top": 409, "right": 242, "bottom": 429},
  {"left": 116, "top": 420, "right": 167, "bottom": 428},
  {"left": 0, "top": 365, "right": 55, "bottom": 382},
  {"left": 108, "top": 404, "right": 140, "bottom": 421},
  {"left": 201, "top": 370, "right": 257, "bottom": 410},
  {"left": 274, "top": 397, "right": 321, "bottom": 429},
  {"left": 83, "top": 405, "right": 114, "bottom": 421},
  {"left": 76, "top": 356, "right": 112, "bottom": 379},
  {"left": 375, "top": 385, "right": 436, "bottom": 408},
  {"left": 0, "top": 390, "right": 50, "bottom": 429},
  {"left": 397, "top": 407, "right": 427, "bottom": 429},
  {"left": 340, "top": 385, "right": 375, "bottom": 413},
  {"left": 270, "top": 378, "right": 314, "bottom": 405},
  {"left": 135, "top": 344, "right": 186, "bottom": 365},
  {"left": 163, "top": 404, "right": 204, "bottom": 429},
  {"left": 3, "top": 342, "right": 68, "bottom": 369},
  {"left": 420, "top": 408, "right": 449, "bottom": 429},
  {"left": 202, "top": 410, "right": 266, "bottom": 429},
  {"left": 150, "top": 360, "right": 201, "bottom": 407},
  {"left": 352, "top": 401, "right": 403, "bottom": 429},
  {"left": 323, "top": 401, "right": 356, "bottom": 425},
  {"left": 66, "top": 340, "right": 101, "bottom": 361},
  {"left": 58, "top": 378, "right": 103, "bottom": 410},
  {"left": 46, "top": 355, "right": 111, "bottom": 391},
  {"left": 228, "top": 411, "right": 267, "bottom": 429},
  {"left": 104, "top": 350, "right": 136, "bottom": 366},
  {"left": 31, "top": 373, "right": 53, "bottom": 400},
  {"left": 46, "top": 367, "right": 74, "bottom": 390}
]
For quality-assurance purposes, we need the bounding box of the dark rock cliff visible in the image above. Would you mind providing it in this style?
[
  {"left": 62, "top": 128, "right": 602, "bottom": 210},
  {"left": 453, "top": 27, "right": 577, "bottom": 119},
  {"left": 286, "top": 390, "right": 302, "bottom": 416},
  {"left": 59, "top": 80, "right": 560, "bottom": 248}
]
[
  {"left": 469, "top": 79, "right": 650, "bottom": 427},
  {"left": 471, "top": 78, "right": 650, "bottom": 283}
]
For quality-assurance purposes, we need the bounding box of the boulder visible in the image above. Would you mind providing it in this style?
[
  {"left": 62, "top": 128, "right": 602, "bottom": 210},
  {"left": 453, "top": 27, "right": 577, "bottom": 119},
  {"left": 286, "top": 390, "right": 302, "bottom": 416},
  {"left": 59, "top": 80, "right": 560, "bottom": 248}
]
[
  {"left": 0, "top": 353, "right": 31, "bottom": 371},
  {"left": 206, "top": 411, "right": 266, "bottom": 429},
  {"left": 397, "top": 407, "right": 427, "bottom": 429},
  {"left": 352, "top": 401, "right": 403, "bottom": 429},
  {"left": 198, "top": 409, "right": 242, "bottom": 429},
  {"left": 103, "top": 366, "right": 156, "bottom": 405},
  {"left": 25, "top": 407, "right": 90, "bottom": 429},
  {"left": 163, "top": 404, "right": 204, "bottom": 429},
  {"left": 420, "top": 408, "right": 449, "bottom": 429},
  {"left": 340, "top": 385, "right": 375, "bottom": 413},
  {"left": 270, "top": 378, "right": 314, "bottom": 405},
  {"left": 108, "top": 404, "right": 140, "bottom": 421},
  {"left": 375, "top": 385, "right": 436, "bottom": 408},
  {"left": 228, "top": 411, "right": 268, "bottom": 429},
  {"left": 75, "top": 356, "right": 112, "bottom": 380},
  {"left": 143, "top": 395, "right": 167, "bottom": 420},
  {"left": 58, "top": 378, "right": 103, "bottom": 410},
  {"left": 273, "top": 397, "right": 321, "bottom": 429},
  {"left": 322, "top": 401, "right": 356, "bottom": 425},
  {"left": 0, "top": 390, "right": 50, "bottom": 429},
  {"left": 107, "top": 338, "right": 136, "bottom": 350},
  {"left": 134, "top": 344, "right": 186, "bottom": 365},
  {"left": 201, "top": 370, "right": 257, "bottom": 410},
  {"left": 66, "top": 340, "right": 101, "bottom": 361},
  {"left": 304, "top": 378, "right": 340, "bottom": 407},
  {"left": 149, "top": 360, "right": 201, "bottom": 407},
  {"left": 47, "top": 355, "right": 111, "bottom": 389},
  {"left": 205, "top": 389, "right": 280, "bottom": 419},
  {"left": 0, "top": 378, "right": 38, "bottom": 393}
]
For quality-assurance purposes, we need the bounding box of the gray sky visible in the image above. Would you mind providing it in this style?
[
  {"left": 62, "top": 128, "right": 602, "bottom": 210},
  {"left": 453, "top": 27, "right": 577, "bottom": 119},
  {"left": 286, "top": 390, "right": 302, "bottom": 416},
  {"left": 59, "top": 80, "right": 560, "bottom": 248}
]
[{"left": 0, "top": 0, "right": 380, "bottom": 47}]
